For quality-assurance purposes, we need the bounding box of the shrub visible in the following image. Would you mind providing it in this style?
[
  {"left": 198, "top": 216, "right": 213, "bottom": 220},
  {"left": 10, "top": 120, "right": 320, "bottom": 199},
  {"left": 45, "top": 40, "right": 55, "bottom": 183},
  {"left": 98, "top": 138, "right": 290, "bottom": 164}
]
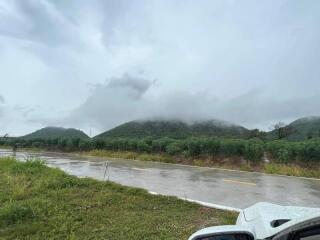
[
  {"left": 186, "top": 139, "right": 201, "bottom": 156},
  {"left": 166, "top": 142, "right": 183, "bottom": 155},
  {"left": 277, "top": 148, "right": 290, "bottom": 164},
  {"left": 244, "top": 141, "right": 263, "bottom": 162},
  {"left": 136, "top": 140, "right": 152, "bottom": 153},
  {"left": 92, "top": 139, "right": 105, "bottom": 150},
  {"left": 78, "top": 139, "right": 92, "bottom": 151},
  {"left": 219, "top": 140, "right": 245, "bottom": 156},
  {"left": 204, "top": 139, "right": 220, "bottom": 155}
]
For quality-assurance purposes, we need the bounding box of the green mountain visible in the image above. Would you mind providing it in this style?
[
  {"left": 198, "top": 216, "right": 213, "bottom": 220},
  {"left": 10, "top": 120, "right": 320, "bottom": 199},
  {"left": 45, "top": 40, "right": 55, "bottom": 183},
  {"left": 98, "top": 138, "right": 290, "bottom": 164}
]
[
  {"left": 286, "top": 117, "right": 320, "bottom": 140},
  {"left": 268, "top": 116, "right": 320, "bottom": 140},
  {"left": 95, "top": 119, "right": 250, "bottom": 139},
  {"left": 23, "top": 127, "right": 89, "bottom": 139}
]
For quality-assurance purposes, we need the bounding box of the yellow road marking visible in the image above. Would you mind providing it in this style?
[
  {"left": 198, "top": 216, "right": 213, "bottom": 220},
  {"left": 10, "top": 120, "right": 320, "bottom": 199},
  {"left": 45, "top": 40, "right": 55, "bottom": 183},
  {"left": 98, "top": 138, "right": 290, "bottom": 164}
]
[
  {"left": 132, "top": 167, "right": 150, "bottom": 171},
  {"left": 223, "top": 179, "right": 257, "bottom": 186}
]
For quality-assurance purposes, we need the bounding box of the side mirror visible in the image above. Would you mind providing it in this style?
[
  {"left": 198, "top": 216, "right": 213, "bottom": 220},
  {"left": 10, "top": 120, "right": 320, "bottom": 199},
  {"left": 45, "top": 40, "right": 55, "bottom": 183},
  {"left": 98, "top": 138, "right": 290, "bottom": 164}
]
[{"left": 188, "top": 225, "right": 255, "bottom": 240}]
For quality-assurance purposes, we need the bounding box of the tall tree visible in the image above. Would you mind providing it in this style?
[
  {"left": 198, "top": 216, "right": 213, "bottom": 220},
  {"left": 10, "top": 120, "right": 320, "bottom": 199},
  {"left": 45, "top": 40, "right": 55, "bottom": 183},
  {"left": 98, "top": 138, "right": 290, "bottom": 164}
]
[{"left": 270, "top": 121, "right": 291, "bottom": 139}]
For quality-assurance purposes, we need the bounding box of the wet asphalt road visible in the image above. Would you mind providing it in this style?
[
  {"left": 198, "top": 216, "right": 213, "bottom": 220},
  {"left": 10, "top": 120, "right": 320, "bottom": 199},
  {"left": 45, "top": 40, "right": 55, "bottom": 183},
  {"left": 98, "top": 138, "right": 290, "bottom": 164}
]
[{"left": 1, "top": 149, "right": 319, "bottom": 210}]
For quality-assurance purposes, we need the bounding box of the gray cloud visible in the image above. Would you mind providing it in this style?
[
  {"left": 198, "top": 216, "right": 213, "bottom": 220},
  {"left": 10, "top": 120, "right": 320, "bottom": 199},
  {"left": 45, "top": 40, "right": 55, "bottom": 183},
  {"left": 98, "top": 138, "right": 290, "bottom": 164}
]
[
  {"left": 107, "top": 73, "right": 155, "bottom": 99},
  {"left": 0, "top": 0, "right": 320, "bottom": 135},
  {"left": 0, "top": 0, "right": 80, "bottom": 47},
  {"left": 0, "top": 95, "right": 4, "bottom": 118},
  {"left": 64, "top": 74, "right": 320, "bottom": 134},
  {"left": 0, "top": 95, "right": 4, "bottom": 104},
  {"left": 0, "top": 95, "right": 3, "bottom": 118},
  {"left": 65, "top": 74, "right": 155, "bottom": 133},
  {"left": 213, "top": 91, "right": 320, "bottom": 129}
]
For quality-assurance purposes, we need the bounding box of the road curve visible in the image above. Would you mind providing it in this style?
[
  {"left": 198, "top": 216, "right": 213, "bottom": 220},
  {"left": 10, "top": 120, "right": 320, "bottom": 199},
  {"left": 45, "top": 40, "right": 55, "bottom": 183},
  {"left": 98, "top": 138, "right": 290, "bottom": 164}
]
[{"left": 1, "top": 149, "right": 319, "bottom": 210}]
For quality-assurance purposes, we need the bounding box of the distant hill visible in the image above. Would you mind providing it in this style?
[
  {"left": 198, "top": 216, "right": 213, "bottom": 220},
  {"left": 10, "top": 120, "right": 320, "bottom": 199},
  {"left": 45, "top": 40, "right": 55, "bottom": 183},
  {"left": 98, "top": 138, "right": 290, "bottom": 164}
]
[
  {"left": 286, "top": 117, "right": 320, "bottom": 140},
  {"left": 268, "top": 116, "right": 320, "bottom": 140},
  {"left": 95, "top": 119, "right": 250, "bottom": 139},
  {"left": 23, "top": 127, "right": 89, "bottom": 139}
]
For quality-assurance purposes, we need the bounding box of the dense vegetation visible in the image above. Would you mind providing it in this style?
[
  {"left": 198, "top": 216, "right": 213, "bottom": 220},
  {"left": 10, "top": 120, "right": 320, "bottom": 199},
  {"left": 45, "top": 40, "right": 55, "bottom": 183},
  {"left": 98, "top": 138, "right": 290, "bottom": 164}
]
[
  {"left": 1, "top": 136, "right": 320, "bottom": 165},
  {"left": 23, "top": 127, "right": 89, "bottom": 139},
  {"left": 93, "top": 117, "right": 320, "bottom": 141},
  {"left": 0, "top": 158, "right": 236, "bottom": 239},
  {"left": 95, "top": 120, "right": 250, "bottom": 139}
]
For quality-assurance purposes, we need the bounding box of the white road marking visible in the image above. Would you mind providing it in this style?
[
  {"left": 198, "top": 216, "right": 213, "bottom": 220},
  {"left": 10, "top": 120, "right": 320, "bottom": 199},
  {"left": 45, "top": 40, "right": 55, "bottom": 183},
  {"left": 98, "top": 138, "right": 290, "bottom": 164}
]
[{"left": 148, "top": 191, "right": 241, "bottom": 212}]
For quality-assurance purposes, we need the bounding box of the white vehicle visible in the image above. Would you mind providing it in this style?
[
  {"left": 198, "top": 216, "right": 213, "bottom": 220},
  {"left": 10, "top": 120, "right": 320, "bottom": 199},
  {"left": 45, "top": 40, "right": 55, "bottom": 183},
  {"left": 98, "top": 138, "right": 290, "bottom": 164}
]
[{"left": 189, "top": 202, "right": 320, "bottom": 240}]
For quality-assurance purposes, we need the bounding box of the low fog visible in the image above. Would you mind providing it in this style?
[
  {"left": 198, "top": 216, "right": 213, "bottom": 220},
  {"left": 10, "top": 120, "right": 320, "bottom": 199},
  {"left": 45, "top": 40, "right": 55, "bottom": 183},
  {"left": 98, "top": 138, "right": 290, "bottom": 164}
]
[
  {"left": 0, "top": 0, "right": 320, "bottom": 136},
  {"left": 64, "top": 74, "right": 320, "bottom": 136}
]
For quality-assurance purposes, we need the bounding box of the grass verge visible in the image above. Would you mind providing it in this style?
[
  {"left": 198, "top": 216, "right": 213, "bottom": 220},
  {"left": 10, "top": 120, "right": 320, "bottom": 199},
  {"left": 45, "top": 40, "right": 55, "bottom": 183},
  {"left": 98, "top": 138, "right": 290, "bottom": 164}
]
[
  {"left": 263, "top": 163, "right": 320, "bottom": 178},
  {"left": 86, "top": 150, "right": 320, "bottom": 179},
  {"left": 0, "top": 157, "right": 237, "bottom": 240}
]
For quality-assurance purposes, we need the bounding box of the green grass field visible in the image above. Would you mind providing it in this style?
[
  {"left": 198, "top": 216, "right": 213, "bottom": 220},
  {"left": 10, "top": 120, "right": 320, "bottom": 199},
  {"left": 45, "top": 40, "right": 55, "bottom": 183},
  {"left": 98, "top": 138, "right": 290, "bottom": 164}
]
[{"left": 0, "top": 157, "right": 237, "bottom": 240}]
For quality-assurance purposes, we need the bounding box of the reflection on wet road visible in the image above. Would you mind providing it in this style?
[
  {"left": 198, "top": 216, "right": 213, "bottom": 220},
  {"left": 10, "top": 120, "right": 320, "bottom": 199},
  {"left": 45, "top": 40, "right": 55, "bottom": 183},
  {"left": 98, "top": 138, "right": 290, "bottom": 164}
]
[{"left": 1, "top": 149, "right": 319, "bottom": 209}]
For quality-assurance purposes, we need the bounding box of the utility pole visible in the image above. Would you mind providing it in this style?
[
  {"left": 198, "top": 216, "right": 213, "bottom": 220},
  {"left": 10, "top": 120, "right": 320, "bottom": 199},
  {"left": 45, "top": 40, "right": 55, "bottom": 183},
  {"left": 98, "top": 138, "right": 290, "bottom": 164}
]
[{"left": 103, "top": 161, "right": 110, "bottom": 181}]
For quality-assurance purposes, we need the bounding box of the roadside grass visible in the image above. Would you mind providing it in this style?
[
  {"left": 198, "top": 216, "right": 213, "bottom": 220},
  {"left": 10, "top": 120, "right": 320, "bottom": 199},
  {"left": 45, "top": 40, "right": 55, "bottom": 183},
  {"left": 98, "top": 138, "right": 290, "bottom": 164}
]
[
  {"left": 263, "top": 163, "right": 320, "bottom": 178},
  {"left": 87, "top": 149, "right": 175, "bottom": 163},
  {"left": 86, "top": 150, "right": 320, "bottom": 179},
  {"left": 0, "top": 157, "right": 237, "bottom": 240}
]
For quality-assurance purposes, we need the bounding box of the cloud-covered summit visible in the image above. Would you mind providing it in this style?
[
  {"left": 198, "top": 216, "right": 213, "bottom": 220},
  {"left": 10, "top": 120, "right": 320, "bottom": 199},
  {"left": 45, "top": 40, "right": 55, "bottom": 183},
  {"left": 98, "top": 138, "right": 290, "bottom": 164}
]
[{"left": 63, "top": 74, "right": 320, "bottom": 136}]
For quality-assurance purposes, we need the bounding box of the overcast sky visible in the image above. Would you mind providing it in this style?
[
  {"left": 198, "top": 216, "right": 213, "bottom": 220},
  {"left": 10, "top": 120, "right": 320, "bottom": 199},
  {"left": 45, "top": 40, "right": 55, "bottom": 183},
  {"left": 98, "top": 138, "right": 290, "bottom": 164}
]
[{"left": 0, "top": 0, "right": 320, "bottom": 136}]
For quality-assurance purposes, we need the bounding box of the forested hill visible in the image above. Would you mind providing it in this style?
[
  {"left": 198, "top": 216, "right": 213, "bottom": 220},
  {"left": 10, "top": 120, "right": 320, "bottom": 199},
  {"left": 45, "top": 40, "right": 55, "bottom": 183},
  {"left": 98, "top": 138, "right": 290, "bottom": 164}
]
[
  {"left": 286, "top": 117, "right": 320, "bottom": 140},
  {"left": 23, "top": 127, "right": 89, "bottom": 139},
  {"left": 267, "top": 116, "right": 320, "bottom": 140},
  {"left": 95, "top": 120, "right": 250, "bottom": 139}
]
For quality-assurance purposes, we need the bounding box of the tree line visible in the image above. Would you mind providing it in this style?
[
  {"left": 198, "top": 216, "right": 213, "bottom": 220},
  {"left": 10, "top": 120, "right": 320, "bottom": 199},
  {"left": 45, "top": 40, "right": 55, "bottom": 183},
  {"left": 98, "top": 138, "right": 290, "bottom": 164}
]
[{"left": 1, "top": 136, "right": 319, "bottom": 165}]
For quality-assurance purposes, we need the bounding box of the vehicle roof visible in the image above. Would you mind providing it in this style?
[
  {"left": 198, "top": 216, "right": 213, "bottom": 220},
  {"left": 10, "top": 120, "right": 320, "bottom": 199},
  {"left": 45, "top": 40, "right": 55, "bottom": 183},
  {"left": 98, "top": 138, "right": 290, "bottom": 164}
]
[{"left": 241, "top": 202, "right": 320, "bottom": 239}]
